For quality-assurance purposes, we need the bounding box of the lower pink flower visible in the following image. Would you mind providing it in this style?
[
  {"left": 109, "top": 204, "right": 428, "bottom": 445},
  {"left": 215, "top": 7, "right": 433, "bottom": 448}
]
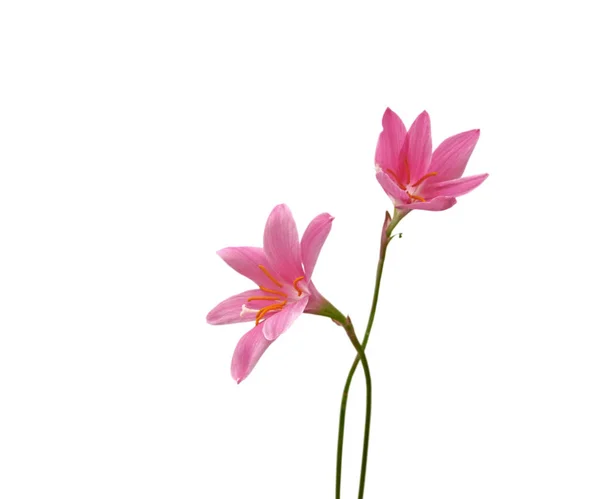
[{"left": 207, "top": 204, "right": 333, "bottom": 383}]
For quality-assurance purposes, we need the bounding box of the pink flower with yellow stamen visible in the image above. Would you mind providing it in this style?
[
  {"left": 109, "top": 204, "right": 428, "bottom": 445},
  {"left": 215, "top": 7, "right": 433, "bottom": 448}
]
[
  {"left": 375, "top": 108, "right": 488, "bottom": 211},
  {"left": 207, "top": 204, "right": 334, "bottom": 383}
]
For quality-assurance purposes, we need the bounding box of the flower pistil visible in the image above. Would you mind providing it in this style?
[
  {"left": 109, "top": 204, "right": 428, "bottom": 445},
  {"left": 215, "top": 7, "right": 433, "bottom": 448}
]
[
  {"left": 245, "top": 265, "right": 306, "bottom": 325},
  {"left": 386, "top": 158, "right": 438, "bottom": 204}
]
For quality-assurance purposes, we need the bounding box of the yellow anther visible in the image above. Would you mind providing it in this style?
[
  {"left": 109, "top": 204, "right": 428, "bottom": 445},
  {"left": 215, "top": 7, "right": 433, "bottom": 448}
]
[
  {"left": 247, "top": 296, "right": 282, "bottom": 302},
  {"left": 293, "top": 276, "right": 305, "bottom": 296},
  {"left": 386, "top": 169, "right": 407, "bottom": 190},
  {"left": 255, "top": 301, "right": 287, "bottom": 325},
  {"left": 258, "top": 265, "right": 283, "bottom": 288},
  {"left": 408, "top": 193, "right": 426, "bottom": 202},
  {"left": 411, "top": 171, "right": 437, "bottom": 188},
  {"left": 259, "top": 285, "right": 287, "bottom": 297}
]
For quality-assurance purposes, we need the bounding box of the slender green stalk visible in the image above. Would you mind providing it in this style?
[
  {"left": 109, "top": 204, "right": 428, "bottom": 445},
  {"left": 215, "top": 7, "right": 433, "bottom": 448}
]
[
  {"left": 314, "top": 308, "right": 371, "bottom": 499},
  {"left": 335, "top": 210, "right": 406, "bottom": 499},
  {"left": 341, "top": 318, "right": 371, "bottom": 499}
]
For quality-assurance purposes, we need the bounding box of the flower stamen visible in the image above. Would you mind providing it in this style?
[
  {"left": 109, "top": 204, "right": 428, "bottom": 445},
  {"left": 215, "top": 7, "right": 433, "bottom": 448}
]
[
  {"left": 293, "top": 276, "right": 305, "bottom": 296},
  {"left": 411, "top": 171, "right": 437, "bottom": 188},
  {"left": 258, "top": 265, "right": 283, "bottom": 288},
  {"left": 408, "top": 193, "right": 425, "bottom": 202},
  {"left": 247, "top": 296, "right": 283, "bottom": 302},
  {"left": 255, "top": 301, "right": 287, "bottom": 325},
  {"left": 386, "top": 169, "right": 407, "bottom": 190},
  {"left": 388, "top": 160, "right": 429, "bottom": 203},
  {"left": 259, "top": 285, "right": 287, "bottom": 297}
]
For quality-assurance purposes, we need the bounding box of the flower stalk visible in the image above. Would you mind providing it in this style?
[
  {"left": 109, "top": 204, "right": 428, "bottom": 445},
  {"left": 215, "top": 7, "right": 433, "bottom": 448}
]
[{"left": 335, "top": 209, "right": 406, "bottom": 499}]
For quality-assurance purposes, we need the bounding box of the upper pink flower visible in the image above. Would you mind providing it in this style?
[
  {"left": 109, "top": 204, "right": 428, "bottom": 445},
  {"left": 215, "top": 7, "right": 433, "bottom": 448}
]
[
  {"left": 375, "top": 108, "right": 488, "bottom": 211},
  {"left": 207, "top": 204, "right": 333, "bottom": 383}
]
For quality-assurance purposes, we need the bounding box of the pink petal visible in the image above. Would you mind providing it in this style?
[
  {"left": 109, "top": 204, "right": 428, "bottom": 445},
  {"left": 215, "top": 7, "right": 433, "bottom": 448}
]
[
  {"left": 217, "top": 247, "right": 274, "bottom": 288},
  {"left": 395, "top": 196, "right": 457, "bottom": 212},
  {"left": 301, "top": 213, "right": 334, "bottom": 281},
  {"left": 430, "top": 129, "right": 480, "bottom": 182},
  {"left": 375, "top": 108, "right": 407, "bottom": 174},
  {"left": 406, "top": 111, "right": 432, "bottom": 183},
  {"left": 376, "top": 170, "right": 410, "bottom": 206},
  {"left": 424, "top": 173, "right": 488, "bottom": 198},
  {"left": 263, "top": 204, "right": 304, "bottom": 284},
  {"left": 262, "top": 296, "right": 309, "bottom": 341},
  {"left": 304, "top": 281, "right": 327, "bottom": 313},
  {"left": 231, "top": 322, "right": 273, "bottom": 383},
  {"left": 207, "top": 289, "right": 272, "bottom": 325}
]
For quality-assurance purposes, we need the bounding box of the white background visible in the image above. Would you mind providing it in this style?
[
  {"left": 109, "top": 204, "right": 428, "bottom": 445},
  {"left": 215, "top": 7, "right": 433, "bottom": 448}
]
[{"left": 1, "top": 1, "right": 598, "bottom": 498}]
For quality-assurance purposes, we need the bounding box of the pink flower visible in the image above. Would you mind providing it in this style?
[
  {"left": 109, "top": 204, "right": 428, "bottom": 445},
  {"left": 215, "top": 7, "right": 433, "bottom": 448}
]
[
  {"left": 207, "top": 204, "right": 334, "bottom": 383},
  {"left": 375, "top": 108, "right": 488, "bottom": 211}
]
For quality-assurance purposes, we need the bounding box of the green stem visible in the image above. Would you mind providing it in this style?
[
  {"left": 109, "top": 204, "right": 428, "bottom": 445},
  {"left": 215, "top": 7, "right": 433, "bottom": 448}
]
[
  {"left": 316, "top": 308, "right": 371, "bottom": 499},
  {"left": 335, "top": 209, "right": 406, "bottom": 499},
  {"left": 343, "top": 318, "right": 371, "bottom": 499}
]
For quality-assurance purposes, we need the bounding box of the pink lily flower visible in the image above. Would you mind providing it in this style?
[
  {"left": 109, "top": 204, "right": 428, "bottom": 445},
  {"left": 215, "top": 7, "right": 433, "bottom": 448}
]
[
  {"left": 207, "top": 204, "right": 334, "bottom": 383},
  {"left": 375, "top": 108, "right": 488, "bottom": 211}
]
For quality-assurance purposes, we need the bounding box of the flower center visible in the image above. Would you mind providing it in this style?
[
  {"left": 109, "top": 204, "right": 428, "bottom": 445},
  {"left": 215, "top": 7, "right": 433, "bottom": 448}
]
[
  {"left": 387, "top": 158, "right": 437, "bottom": 203},
  {"left": 244, "top": 265, "right": 306, "bottom": 325}
]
